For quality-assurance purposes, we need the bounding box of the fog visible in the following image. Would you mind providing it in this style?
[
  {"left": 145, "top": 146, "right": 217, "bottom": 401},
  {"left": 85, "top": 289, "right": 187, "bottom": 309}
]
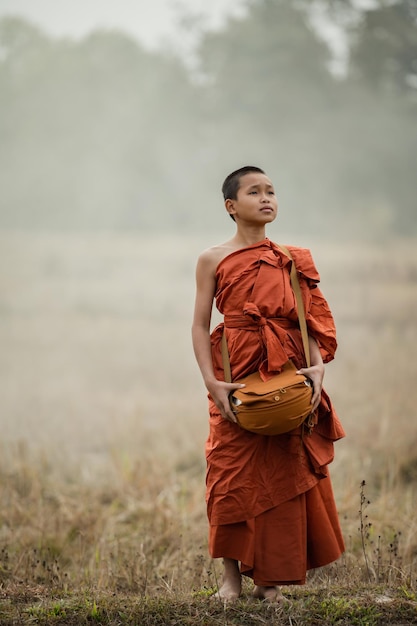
[
  {"left": 0, "top": 0, "right": 416, "bottom": 475},
  {"left": 0, "top": 0, "right": 416, "bottom": 237}
]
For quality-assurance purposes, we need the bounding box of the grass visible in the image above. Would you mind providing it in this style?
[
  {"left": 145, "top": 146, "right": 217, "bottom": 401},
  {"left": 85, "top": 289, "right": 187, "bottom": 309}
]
[
  {"left": 0, "top": 443, "right": 416, "bottom": 624},
  {"left": 1, "top": 585, "right": 416, "bottom": 625},
  {"left": 0, "top": 232, "right": 417, "bottom": 624}
]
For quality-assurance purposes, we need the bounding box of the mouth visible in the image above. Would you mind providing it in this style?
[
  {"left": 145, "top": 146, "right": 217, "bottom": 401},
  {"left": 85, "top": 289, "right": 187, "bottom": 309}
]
[{"left": 260, "top": 206, "right": 274, "bottom": 212}]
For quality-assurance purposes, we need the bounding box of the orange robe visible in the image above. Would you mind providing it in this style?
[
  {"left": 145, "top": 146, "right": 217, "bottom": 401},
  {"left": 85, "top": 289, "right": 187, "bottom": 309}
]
[{"left": 206, "top": 238, "right": 345, "bottom": 586}]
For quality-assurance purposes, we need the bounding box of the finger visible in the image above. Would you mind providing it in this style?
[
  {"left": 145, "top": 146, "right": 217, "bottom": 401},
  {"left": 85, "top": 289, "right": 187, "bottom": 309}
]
[
  {"left": 311, "top": 389, "right": 321, "bottom": 411},
  {"left": 224, "top": 410, "right": 238, "bottom": 423},
  {"left": 220, "top": 401, "right": 238, "bottom": 423},
  {"left": 228, "top": 402, "right": 239, "bottom": 422},
  {"left": 229, "top": 383, "right": 245, "bottom": 392}
]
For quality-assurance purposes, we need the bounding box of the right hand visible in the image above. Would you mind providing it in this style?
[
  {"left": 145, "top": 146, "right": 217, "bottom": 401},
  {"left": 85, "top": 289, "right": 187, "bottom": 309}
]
[{"left": 206, "top": 379, "right": 246, "bottom": 423}]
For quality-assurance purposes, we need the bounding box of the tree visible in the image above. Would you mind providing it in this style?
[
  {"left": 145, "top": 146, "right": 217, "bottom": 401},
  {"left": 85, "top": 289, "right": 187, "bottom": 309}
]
[
  {"left": 0, "top": 17, "right": 205, "bottom": 230},
  {"left": 349, "top": 0, "right": 417, "bottom": 93},
  {"left": 342, "top": 0, "right": 417, "bottom": 234},
  {"left": 195, "top": 0, "right": 345, "bottom": 234},
  {"left": 193, "top": 0, "right": 417, "bottom": 237}
]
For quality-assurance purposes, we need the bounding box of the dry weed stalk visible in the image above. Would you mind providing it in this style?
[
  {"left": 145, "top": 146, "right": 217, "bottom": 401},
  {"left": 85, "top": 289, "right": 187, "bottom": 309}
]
[{"left": 359, "top": 479, "right": 372, "bottom": 582}]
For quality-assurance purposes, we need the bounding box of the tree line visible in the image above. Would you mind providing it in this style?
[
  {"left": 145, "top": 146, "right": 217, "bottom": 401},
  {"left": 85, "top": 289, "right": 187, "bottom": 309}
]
[{"left": 0, "top": 0, "right": 416, "bottom": 237}]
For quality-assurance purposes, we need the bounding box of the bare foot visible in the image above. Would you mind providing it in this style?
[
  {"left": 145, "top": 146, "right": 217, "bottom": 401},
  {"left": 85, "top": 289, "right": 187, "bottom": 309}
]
[
  {"left": 212, "top": 578, "right": 241, "bottom": 601},
  {"left": 212, "top": 558, "right": 241, "bottom": 601},
  {"left": 253, "top": 585, "right": 285, "bottom": 603}
]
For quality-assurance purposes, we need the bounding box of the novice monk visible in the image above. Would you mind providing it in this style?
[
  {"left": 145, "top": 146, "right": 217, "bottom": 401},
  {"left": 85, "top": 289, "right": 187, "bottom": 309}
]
[{"left": 191, "top": 166, "right": 345, "bottom": 602}]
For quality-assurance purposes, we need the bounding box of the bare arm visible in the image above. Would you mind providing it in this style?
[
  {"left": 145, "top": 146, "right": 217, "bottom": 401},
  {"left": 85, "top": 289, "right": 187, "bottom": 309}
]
[
  {"left": 296, "top": 335, "right": 325, "bottom": 412},
  {"left": 191, "top": 250, "right": 244, "bottom": 423}
]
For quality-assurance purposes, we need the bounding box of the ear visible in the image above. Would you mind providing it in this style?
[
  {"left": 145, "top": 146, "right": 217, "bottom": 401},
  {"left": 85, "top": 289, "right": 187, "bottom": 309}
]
[{"left": 225, "top": 198, "right": 236, "bottom": 218}]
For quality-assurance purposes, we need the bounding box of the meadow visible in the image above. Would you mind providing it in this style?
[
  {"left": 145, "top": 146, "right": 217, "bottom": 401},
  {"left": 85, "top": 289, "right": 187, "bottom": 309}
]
[{"left": 0, "top": 231, "right": 416, "bottom": 625}]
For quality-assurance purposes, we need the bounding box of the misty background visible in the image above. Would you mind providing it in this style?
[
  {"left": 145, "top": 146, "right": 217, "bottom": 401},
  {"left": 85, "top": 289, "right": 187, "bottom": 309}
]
[
  {"left": 0, "top": 0, "right": 417, "bottom": 479},
  {"left": 0, "top": 0, "right": 416, "bottom": 238},
  {"left": 1, "top": 5, "right": 417, "bottom": 609}
]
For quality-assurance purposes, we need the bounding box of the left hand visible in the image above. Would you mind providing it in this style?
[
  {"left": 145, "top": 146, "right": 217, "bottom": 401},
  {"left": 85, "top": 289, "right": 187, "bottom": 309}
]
[{"left": 296, "top": 364, "right": 325, "bottom": 412}]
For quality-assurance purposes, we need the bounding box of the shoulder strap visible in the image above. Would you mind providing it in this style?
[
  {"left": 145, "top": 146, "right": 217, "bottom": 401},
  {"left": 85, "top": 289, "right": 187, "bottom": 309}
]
[
  {"left": 221, "top": 243, "right": 310, "bottom": 383},
  {"left": 221, "top": 332, "right": 232, "bottom": 383},
  {"left": 276, "top": 245, "right": 310, "bottom": 368}
]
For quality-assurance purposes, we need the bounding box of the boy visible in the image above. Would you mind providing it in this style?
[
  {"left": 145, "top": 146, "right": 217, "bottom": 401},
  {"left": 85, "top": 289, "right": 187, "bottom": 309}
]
[{"left": 192, "top": 166, "right": 345, "bottom": 602}]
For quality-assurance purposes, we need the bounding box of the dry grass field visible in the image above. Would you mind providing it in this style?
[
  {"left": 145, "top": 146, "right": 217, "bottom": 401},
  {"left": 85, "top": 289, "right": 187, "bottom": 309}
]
[{"left": 0, "top": 231, "right": 417, "bottom": 625}]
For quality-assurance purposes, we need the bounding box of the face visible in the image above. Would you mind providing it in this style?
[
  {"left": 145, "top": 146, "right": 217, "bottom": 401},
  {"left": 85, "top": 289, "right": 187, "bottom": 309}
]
[{"left": 226, "top": 172, "right": 278, "bottom": 224}]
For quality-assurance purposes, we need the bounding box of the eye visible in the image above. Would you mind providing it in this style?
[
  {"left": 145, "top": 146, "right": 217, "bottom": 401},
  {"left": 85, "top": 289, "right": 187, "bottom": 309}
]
[
  {"left": 268, "top": 190, "right": 275, "bottom": 195},
  {"left": 249, "top": 190, "right": 258, "bottom": 195}
]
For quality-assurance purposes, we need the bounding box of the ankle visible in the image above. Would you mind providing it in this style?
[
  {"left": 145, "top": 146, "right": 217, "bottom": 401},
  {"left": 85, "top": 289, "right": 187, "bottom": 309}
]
[{"left": 223, "top": 558, "right": 240, "bottom": 579}]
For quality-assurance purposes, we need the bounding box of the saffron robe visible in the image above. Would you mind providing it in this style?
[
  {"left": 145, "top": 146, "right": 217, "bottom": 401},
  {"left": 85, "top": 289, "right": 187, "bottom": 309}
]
[{"left": 206, "top": 238, "right": 345, "bottom": 586}]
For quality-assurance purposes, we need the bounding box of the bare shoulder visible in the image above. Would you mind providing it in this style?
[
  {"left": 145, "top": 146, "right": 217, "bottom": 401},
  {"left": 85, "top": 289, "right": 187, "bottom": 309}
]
[{"left": 196, "top": 239, "right": 238, "bottom": 276}]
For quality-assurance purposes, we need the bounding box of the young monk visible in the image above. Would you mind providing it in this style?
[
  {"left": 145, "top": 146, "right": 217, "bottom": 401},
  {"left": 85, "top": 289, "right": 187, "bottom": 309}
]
[{"left": 191, "top": 166, "right": 345, "bottom": 602}]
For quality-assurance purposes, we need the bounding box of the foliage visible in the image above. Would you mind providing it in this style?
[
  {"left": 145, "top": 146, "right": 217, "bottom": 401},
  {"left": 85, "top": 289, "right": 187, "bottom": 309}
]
[
  {"left": 0, "top": 3, "right": 416, "bottom": 233},
  {"left": 0, "top": 17, "right": 203, "bottom": 231},
  {"left": 350, "top": 0, "right": 417, "bottom": 92}
]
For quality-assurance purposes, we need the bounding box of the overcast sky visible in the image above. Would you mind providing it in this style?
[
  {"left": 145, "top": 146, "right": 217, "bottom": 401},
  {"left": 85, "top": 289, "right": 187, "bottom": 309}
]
[
  {"left": 0, "top": 0, "right": 247, "bottom": 55},
  {"left": 0, "top": 0, "right": 376, "bottom": 74}
]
